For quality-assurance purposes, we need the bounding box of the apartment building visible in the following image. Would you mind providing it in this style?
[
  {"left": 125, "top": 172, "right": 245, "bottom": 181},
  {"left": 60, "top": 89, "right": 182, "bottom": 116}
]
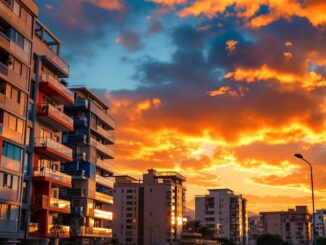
[
  {"left": 61, "top": 86, "right": 115, "bottom": 245},
  {"left": 113, "top": 169, "right": 187, "bottom": 245},
  {"left": 0, "top": 0, "right": 38, "bottom": 243},
  {"left": 260, "top": 206, "right": 312, "bottom": 245},
  {"left": 314, "top": 209, "right": 326, "bottom": 237},
  {"left": 248, "top": 216, "right": 263, "bottom": 245},
  {"left": 195, "top": 189, "right": 248, "bottom": 245}
]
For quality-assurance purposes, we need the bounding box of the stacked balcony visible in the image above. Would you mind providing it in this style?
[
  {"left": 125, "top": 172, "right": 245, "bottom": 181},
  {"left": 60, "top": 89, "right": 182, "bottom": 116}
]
[
  {"left": 0, "top": 93, "right": 25, "bottom": 116},
  {"left": 95, "top": 174, "right": 114, "bottom": 189},
  {"left": 37, "top": 104, "right": 74, "bottom": 131},
  {"left": 78, "top": 226, "right": 112, "bottom": 237},
  {"left": 33, "top": 195, "right": 71, "bottom": 213},
  {"left": 33, "top": 167, "right": 72, "bottom": 188},
  {"left": 96, "top": 158, "right": 114, "bottom": 174},
  {"left": 39, "top": 74, "right": 74, "bottom": 104},
  {"left": 34, "top": 137, "right": 73, "bottom": 162},
  {"left": 95, "top": 125, "right": 115, "bottom": 144},
  {"left": 90, "top": 102, "right": 115, "bottom": 130},
  {"left": 94, "top": 209, "right": 113, "bottom": 221},
  {"left": 90, "top": 138, "right": 114, "bottom": 159},
  {"left": 95, "top": 191, "right": 114, "bottom": 204}
]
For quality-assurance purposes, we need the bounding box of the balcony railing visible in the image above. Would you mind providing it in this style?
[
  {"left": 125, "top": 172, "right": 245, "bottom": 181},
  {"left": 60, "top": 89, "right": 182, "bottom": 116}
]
[
  {"left": 90, "top": 138, "right": 114, "bottom": 158},
  {"left": 41, "top": 74, "right": 74, "bottom": 102},
  {"left": 79, "top": 226, "right": 112, "bottom": 237},
  {"left": 0, "top": 60, "right": 8, "bottom": 76},
  {"left": 91, "top": 102, "right": 115, "bottom": 129},
  {"left": 48, "top": 224, "right": 70, "bottom": 235},
  {"left": 38, "top": 104, "right": 74, "bottom": 131},
  {"left": 34, "top": 137, "right": 73, "bottom": 160},
  {"left": 0, "top": 93, "right": 25, "bottom": 115},
  {"left": 95, "top": 192, "right": 113, "bottom": 204},
  {"left": 96, "top": 158, "right": 114, "bottom": 173},
  {"left": 94, "top": 208, "right": 113, "bottom": 220},
  {"left": 49, "top": 197, "right": 71, "bottom": 211},
  {"left": 96, "top": 125, "right": 115, "bottom": 143},
  {"left": 29, "top": 223, "right": 41, "bottom": 233},
  {"left": 44, "top": 47, "right": 69, "bottom": 76},
  {"left": 33, "top": 167, "right": 72, "bottom": 184},
  {"left": 95, "top": 174, "right": 114, "bottom": 188}
]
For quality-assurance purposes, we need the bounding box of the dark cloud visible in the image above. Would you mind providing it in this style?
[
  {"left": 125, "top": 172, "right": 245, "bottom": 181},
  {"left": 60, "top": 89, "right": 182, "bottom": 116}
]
[{"left": 116, "top": 30, "right": 144, "bottom": 52}]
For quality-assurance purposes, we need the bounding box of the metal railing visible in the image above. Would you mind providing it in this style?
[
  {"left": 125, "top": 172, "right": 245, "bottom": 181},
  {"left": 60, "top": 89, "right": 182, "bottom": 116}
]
[
  {"left": 95, "top": 174, "right": 114, "bottom": 188},
  {"left": 95, "top": 192, "right": 113, "bottom": 204},
  {"left": 33, "top": 167, "right": 72, "bottom": 184},
  {"left": 79, "top": 226, "right": 112, "bottom": 237},
  {"left": 38, "top": 104, "right": 73, "bottom": 127},
  {"left": 96, "top": 125, "right": 115, "bottom": 143},
  {"left": 34, "top": 137, "right": 73, "bottom": 159},
  {"left": 90, "top": 138, "right": 114, "bottom": 158},
  {"left": 44, "top": 47, "right": 69, "bottom": 75},
  {"left": 49, "top": 196, "right": 71, "bottom": 210},
  {"left": 41, "top": 73, "right": 74, "bottom": 100},
  {"left": 96, "top": 158, "right": 114, "bottom": 173}
]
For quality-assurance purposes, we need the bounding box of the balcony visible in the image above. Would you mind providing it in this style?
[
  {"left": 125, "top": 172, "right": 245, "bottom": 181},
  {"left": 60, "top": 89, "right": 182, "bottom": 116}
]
[
  {"left": 37, "top": 104, "right": 74, "bottom": 131},
  {"left": 96, "top": 158, "right": 114, "bottom": 174},
  {"left": 94, "top": 209, "right": 113, "bottom": 221},
  {"left": 42, "top": 46, "right": 69, "bottom": 78},
  {"left": 79, "top": 226, "right": 112, "bottom": 237},
  {"left": 90, "top": 138, "right": 114, "bottom": 159},
  {"left": 95, "top": 174, "right": 114, "bottom": 188},
  {"left": 29, "top": 223, "right": 41, "bottom": 234},
  {"left": 1, "top": 124, "right": 24, "bottom": 144},
  {"left": 96, "top": 125, "right": 115, "bottom": 144},
  {"left": 34, "top": 137, "right": 73, "bottom": 162},
  {"left": 0, "top": 93, "right": 25, "bottom": 116},
  {"left": 90, "top": 102, "right": 115, "bottom": 130},
  {"left": 49, "top": 197, "right": 71, "bottom": 213},
  {"left": 95, "top": 192, "right": 113, "bottom": 204},
  {"left": 48, "top": 224, "right": 70, "bottom": 237},
  {"left": 33, "top": 167, "right": 72, "bottom": 188},
  {"left": 0, "top": 1, "right": 34, "bottom": 38},
  {"left": 0, "top": 31, "right": 10, "bottom": 50},
  {"left": 40, "top": 74, "right": 74, "bottom": 104}
]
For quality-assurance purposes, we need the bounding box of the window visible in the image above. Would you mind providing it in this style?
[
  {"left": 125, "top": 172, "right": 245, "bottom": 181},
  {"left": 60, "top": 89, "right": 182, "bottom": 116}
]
[
  {"left": 0, "top": 203, "right": 10, "bottom": 219},
  {"left": 3, "top": 173, "right": 13, "bottom": 188},
  {"left": 2, "top": 142, "right": 22, "bottom": 162}
]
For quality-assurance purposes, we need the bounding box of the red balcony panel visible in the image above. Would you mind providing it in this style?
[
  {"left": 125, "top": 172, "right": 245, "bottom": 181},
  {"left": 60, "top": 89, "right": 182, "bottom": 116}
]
[
  {"left": 37, "top": 104, "right": 74, "bottom": 131},
  {"left": 39, "top": 74, "right": 74, "bottom": 105}
]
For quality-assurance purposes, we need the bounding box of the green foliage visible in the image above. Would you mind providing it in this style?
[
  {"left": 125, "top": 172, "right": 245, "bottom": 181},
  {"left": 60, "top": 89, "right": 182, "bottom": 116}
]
[
  {"left": 49, "top": 217, "right": 65, "bottom": 238},
  {"left": 317, "top": 237, "right": 326, "bottom": 245},
  {"left": 256, "top": 233, "right": 289, "bottom": 245}
]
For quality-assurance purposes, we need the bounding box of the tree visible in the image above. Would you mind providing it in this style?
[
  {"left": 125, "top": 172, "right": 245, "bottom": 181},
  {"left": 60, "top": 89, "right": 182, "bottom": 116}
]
[
  {"left": 49, "top": 217, "right": 65, "bottom": 245},
  {"left": 256, "top": 233, "right": 288, "bottom": 245},
  {"left": 317, "top": 237, "right": 326, "bottom": 245},
  {"left": 219, "top": 238, "right": 235, "bottom": 245},
  {"left": 200, "top": 225, "right": 214, "bottom": 239},
  {"left": 183, "top": 220, "right": 202, "bottom": 233}
]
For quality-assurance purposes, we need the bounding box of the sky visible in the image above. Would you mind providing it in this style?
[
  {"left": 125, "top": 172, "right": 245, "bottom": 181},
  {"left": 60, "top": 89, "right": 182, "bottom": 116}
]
[{"left": 35, "top": 0, "right": 326, "bottom": 213}]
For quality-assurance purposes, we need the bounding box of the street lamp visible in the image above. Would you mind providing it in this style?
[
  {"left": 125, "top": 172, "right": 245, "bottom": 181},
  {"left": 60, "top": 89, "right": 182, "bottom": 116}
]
[{"left": 294, "top": 153, "right": 317, "bottom": 245}]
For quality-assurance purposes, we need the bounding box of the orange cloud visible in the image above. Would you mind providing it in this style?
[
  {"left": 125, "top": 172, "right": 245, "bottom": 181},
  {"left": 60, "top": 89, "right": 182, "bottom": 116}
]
[
  {"left": 80, "top": 0, "right": 124, "bottom": 11},
  {"left": 226, "top": 40, "right": 238, "bottom": 55}
]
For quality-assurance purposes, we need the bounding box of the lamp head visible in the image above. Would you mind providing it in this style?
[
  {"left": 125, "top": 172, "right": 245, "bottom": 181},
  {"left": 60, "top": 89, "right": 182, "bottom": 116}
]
[{"left": 294, "top": 153, "right": 303, "bottom": 159}]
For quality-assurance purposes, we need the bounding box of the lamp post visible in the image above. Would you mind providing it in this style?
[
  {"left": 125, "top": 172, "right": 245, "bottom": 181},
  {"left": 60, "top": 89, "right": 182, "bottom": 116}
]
[{"left": 294, "top": 153, "right": 316, "bottom": 245}]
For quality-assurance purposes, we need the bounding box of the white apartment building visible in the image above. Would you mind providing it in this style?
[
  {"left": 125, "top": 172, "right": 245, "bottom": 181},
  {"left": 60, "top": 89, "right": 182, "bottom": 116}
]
[
  {"left": 195, "top": 189, "right": 248, "bottom": 245},
  {"left": 314, "top": 209, "right": 326, "bottom": 237}
]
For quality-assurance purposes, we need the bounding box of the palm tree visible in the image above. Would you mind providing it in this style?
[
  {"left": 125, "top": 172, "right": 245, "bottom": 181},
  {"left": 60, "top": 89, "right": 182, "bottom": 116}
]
[{"left": 49, "top": 217, "right": 65, "bottom": 245}]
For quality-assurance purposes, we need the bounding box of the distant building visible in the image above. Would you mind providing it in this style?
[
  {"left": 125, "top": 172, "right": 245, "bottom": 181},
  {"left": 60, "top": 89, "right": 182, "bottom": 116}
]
[
  {"left": 260, "top": 206, "right": 312, "bottom": 245},
  {"left": 180, "top": 232, "right": 220, "bottom": 245},
  {"left": 248, "top": 216, "right": 263, "bottom": 245},
  {"left": 195, "top": 189, "right": 248, "bottom": 245},
  {"left": 113, "top": 169, "right": 187, "bottom": 245},
  {"left": 314, "top": 209, "right": 326, "bottom": 237}
]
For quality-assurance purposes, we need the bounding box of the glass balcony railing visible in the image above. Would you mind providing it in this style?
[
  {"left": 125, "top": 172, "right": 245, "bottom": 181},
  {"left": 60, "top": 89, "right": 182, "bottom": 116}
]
[
  {"left": 38, "top": 104, "right": 74, "bottom": 130},
  {"left": 96, "top": 158, "right": 114, "bottom": 173},
  {"left": 44, "top": 47, "right": 69, "bottom": 76},
  {"left": 33, "top": 167, "right": 72, "bottom": 184},
  {"left": 90, "top": 138, "right": 114, "bottom": 158},
  {"left": 41, "top": 74, "right": 74, "bottom": 102},
  {"left": 90, "top": 102, "right": 115, "bottom": 129},
  {"left": 0, "top": 93, "right": 25, "bottom": 115},
  {"left": 49, "top": 197, "right": 71, "bottom": 211},
  {"left": 94, "top": 209, "right": 113, "bottom": 220},
  {"left": 95, "top": 192, "right": 113, "bottom": 204},
  {"left": 96, "top": 125, "right": 115, "bottom": 143},
  {"left": 79, "top": 226, "right": 112, "bottom": 237},
  {"left": 95, "top": 175, "right": 114, "bottom": 188},
  {"left": 34, "top": 137, "right": 73, "bottom": 160}
]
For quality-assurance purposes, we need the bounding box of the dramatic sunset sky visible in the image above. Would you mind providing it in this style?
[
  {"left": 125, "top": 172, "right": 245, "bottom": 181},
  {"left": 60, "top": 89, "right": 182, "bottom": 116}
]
[{"left": 36, "top": 0, "right": 326, "bottom": 213}]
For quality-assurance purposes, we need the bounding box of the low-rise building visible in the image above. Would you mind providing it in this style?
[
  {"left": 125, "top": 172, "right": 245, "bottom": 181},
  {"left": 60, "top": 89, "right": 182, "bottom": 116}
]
[{"left": 314, "top": 209, "right": 326, "bottom": 237}]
